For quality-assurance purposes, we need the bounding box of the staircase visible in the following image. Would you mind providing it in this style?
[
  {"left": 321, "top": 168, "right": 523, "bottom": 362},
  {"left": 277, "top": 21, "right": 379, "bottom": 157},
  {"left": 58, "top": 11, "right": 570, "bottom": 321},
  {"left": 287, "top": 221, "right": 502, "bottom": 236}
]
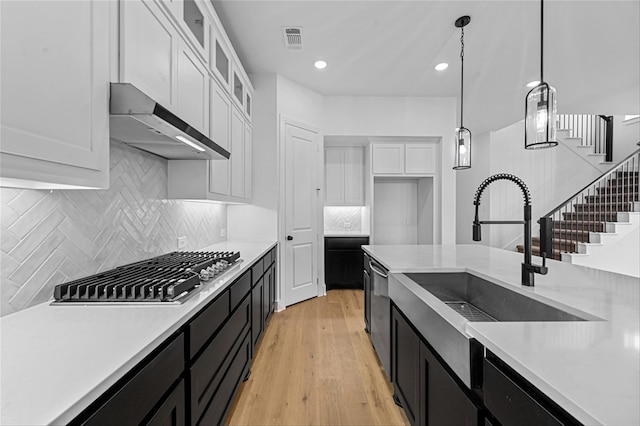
[
  {"left": 517, "top": 149, "right": 640, "bottom": 263},
  {"left": 557, "top": 114, "right": 614, "bottom": 173}
]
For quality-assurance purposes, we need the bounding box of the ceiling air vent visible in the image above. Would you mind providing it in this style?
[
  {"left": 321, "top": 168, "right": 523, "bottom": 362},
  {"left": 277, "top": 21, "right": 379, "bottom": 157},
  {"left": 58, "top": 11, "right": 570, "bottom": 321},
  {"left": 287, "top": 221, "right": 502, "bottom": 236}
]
[{"left": 283, "top": 27, "right": 303, "bottom": 50}]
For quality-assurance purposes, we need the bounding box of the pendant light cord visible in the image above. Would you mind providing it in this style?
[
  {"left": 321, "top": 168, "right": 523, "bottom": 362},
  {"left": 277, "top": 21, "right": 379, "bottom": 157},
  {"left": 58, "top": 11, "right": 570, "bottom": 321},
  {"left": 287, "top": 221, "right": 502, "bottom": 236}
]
[
  {"left": 460, "top": 27, "right": 465, "bottom": 128},
  {"left": 540, "top": 0, "right": 544, "bottom": 82}
]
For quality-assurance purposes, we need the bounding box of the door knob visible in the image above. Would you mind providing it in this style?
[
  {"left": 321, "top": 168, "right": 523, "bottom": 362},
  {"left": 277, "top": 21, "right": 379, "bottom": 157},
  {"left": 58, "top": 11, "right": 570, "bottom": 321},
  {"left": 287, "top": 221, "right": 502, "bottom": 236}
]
[{"left": 287, "top": 235, "right": 293, "bottom": 241}]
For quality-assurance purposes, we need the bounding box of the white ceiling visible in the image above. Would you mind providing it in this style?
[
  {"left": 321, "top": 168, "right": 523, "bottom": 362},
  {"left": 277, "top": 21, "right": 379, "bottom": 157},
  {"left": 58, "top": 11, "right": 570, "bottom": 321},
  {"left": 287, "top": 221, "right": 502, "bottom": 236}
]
[{"left": 212, "top": 1, "right": 640, "bottom": 134}]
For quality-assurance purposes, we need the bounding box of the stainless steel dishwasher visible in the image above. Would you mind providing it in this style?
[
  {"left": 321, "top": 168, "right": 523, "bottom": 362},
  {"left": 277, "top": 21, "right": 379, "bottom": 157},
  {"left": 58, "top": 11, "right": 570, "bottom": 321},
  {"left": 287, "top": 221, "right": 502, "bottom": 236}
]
[{"left": 369, "top": 258, "right": 391, "bottom": 377}]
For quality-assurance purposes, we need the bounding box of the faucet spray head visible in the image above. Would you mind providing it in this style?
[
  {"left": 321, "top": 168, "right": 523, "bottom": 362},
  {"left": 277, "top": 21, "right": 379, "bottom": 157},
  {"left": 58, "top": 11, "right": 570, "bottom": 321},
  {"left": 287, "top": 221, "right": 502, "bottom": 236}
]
[{"left": 472, "top": 222, "right": 481, "bottom": 241}]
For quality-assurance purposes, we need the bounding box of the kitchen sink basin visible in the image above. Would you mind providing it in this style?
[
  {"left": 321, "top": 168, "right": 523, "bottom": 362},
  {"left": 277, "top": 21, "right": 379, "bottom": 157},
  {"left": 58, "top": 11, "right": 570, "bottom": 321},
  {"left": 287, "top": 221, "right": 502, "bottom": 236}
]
[
  {"left": 404, "top": 272, "right": 591, "bottom": 322},
  {"left": 389, "top": 272, "right": 599, "bottom": 389}
]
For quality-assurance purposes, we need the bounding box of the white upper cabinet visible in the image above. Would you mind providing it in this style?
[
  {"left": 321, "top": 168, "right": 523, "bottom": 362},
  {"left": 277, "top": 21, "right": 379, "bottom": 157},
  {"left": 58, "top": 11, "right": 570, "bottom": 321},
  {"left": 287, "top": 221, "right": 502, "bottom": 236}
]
[
  {"left": 177, "top": 38, "right": 209, "bottom": 135},
  {"left": 232, "top": 68, "right": 245, "bottom": 109},
  {"left": 179, "top": 0, "right": 209, "bottom": 61},
  {"left": 230, "top": 105, "right": 246, "bottom": 198},
  {"left": 209, "top": 78, "right": 231, "bottom": 196},
  {"left": 0, "top": 0, "right": 110, "bottom": 189},
  {"left": 243, "top": 123, "right": 253, "bottom": 200},
  {"left": 120, "top": 0, "right": 178, "bottom": 111},
  {"left": 372, "top": 144, "right": 405, "bottom": 175},
  {"left": 325, "top": 147, "right": 364, "bottom": 206},
  {"left": 372, "top": 143, "right": 436, "bottom": 176},
  {"left": 126, "top": 0, "right": 254, "bottom": 203},
  {"left": 210, "top": 25, "right": 231, "bottom": 89}
]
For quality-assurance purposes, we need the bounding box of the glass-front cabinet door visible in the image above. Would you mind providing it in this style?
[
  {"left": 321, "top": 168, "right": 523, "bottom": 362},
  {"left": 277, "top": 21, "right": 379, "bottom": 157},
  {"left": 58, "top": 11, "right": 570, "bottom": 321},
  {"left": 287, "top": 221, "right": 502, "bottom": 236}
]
[{"left": 233, "top": 71, "right": 243, "bottom": 106}]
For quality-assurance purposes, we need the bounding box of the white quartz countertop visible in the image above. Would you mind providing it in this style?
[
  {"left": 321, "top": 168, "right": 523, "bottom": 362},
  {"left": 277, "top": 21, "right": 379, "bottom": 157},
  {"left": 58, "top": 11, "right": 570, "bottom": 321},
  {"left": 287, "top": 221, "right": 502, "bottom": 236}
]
[
  {"left": 0, "top": 241, "right": 276, "bottom": 426},
  {"left": 363, "top": 244, "right": 640, "bottom": 426}
]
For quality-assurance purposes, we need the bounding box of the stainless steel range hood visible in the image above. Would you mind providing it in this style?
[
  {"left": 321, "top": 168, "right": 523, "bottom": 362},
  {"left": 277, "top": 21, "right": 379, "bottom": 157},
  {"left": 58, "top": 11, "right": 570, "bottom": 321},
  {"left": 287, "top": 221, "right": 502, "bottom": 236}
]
[{"left": 109, "top": 83, "right": 230, "bottom": 160}]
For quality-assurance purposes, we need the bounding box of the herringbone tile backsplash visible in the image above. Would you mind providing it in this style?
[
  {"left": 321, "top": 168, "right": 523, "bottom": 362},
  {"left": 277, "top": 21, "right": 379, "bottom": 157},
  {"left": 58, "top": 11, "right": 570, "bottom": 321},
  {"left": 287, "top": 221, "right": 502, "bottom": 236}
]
[{"left": 0, "top": 141, "right": 227, "bottom": 316}]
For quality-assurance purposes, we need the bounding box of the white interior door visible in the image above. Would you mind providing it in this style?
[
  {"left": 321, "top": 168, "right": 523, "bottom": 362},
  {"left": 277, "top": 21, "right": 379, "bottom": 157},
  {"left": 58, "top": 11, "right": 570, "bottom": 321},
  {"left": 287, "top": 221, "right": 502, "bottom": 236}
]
[{"left": 284, "top": 122, "right": 319, "bottom": 306}]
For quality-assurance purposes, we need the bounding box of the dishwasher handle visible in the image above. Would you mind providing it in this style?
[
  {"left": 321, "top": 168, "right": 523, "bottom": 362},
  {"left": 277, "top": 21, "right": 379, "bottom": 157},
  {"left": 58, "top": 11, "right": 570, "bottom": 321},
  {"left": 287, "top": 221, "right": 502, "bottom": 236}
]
[{"left": 369, "top": 261, "right": 388, "bottom": 279}]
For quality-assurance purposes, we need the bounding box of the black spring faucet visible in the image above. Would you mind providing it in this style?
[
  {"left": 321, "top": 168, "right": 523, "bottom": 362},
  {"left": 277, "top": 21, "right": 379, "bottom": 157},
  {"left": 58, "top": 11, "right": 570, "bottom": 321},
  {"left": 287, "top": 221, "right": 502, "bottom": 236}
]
[{"left": 473, "top": 173, "right": 548, "bottom": 286}]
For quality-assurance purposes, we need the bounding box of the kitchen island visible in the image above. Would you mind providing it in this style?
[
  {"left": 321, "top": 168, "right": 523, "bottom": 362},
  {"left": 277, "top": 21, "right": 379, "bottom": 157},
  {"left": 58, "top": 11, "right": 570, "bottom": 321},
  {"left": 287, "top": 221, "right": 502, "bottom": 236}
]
[
  {"left": 0, "top": 241, "right": 276, "bottom": 426},
  {"left": 363, "top": 244, "right": 639, "bottom": 426}
]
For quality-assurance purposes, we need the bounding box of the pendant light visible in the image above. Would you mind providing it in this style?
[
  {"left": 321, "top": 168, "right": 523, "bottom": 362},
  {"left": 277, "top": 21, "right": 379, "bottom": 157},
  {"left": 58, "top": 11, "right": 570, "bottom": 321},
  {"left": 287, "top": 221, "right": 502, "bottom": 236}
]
[
  {"left": 525, "top": 0, "right": 558, "bottom": 149},
  {"left": 453, "top": 16, "right": 471, "bottom": 170}
]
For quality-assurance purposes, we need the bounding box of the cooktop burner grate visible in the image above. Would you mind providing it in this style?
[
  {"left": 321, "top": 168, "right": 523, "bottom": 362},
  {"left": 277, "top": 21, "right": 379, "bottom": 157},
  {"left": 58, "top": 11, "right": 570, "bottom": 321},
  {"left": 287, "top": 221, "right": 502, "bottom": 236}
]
[{"left": 52, "top": 251, "right": 240, "bottom": 304}]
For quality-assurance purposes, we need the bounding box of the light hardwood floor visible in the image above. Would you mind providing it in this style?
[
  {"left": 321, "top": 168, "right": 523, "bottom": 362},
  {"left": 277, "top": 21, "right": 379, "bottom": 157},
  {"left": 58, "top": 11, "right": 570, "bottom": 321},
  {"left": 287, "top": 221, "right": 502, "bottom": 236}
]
[{"left": 227, "top": 289, "right": 409, "bottom": 426}]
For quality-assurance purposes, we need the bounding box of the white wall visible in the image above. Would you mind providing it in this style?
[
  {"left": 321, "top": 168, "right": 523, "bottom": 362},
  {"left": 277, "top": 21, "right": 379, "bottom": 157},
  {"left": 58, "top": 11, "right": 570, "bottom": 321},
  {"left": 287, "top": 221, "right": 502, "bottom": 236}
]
[
  {"left": 613, "top": 116, "right": 640, "bottom": 162},
  {"left": 277, "top": 75, "right": 325, "bottom": 130},
  {"left": 324, "top": 96, "right": 457, "bottom": 244}
]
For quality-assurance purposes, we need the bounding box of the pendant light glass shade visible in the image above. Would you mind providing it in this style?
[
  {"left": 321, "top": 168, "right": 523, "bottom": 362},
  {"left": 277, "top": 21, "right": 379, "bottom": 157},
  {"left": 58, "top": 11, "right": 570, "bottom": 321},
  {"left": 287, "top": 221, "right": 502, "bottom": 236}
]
[
  {"left": 453, "top": 127, "right": 471, "bottom": 169},
  {"left": 525, "top": 82, "right": 558, "bottom": 148}
]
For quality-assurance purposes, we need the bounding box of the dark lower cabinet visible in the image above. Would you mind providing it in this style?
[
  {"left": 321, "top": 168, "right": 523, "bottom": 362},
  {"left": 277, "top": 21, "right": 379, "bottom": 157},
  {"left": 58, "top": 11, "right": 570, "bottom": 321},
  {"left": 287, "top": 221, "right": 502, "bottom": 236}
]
[
  {"left": 421, "top": 341, "right": 480, "bottom": 426},
  {"left": 76, "top": 333, "right": 185, "bottom": 426},
  {"left": 71, "top": 244, "right": 278, "bottom": 426},
  {"left": 195, "top": 331, "right": 252, "bottom": 426},
  {"left": 484, "top": 352, "right": 581, "bottom": 426},
  {"left": 190, "top": 295, "right": 251, "bottom": 424},
  {"left": 146, "top": 380, "right": 186, "bottom": 426},
  {"left": 252, "top": 276, "right": 265, "bottom": 353},
  {"left": 391, "top": 307, "right": 420, "bottom": 425},
  {"left": 325, "top": 237, "right": 369, "bottom": 290},
  {"left": 391, "top": 305, "right": 481, "bottom": 426},
  {"left": 251, "top": 249, "right": 277, "bottom": 355}
]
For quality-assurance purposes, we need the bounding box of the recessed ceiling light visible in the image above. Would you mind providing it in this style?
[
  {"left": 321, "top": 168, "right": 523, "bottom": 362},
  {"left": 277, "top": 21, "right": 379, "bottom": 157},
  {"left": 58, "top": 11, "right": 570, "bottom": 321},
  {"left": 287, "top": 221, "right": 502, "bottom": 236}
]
[
  {"left": 435, "top": 63, "right": 448, "bottom": 71},
  {"left": 526, "top": 80, "right": 540, "bottom": 88},
  {"left": 314, "top": 60, "right": 327, "bottom": 69}
]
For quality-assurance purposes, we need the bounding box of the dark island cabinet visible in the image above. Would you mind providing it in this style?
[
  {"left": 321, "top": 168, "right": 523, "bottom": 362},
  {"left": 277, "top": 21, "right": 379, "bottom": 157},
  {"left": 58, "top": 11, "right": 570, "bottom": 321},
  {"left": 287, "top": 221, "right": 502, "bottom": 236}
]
[
  {"left": 421, "top": 340, "right": 480, "bottom": 426},
  {"left": 325, "top": 237, "right": 369, "bottom": 290},
  {"left": 484, "top": 351, "right": 582, "bottom": 426},
  {"left": 391, "top": 306, "right": 420, "bottom": 425},
  {"left": 391, "top": 305, "right": 481, "bottom": 426},
  {"left": 71, "top": 244, "right": 278, "bottom": 426}
]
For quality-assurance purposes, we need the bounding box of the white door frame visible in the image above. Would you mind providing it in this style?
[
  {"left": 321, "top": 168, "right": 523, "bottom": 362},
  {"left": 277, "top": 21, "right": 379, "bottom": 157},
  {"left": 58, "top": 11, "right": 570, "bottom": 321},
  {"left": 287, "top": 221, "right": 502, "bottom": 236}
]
[{"left": 277, "top": 115, "right": 323, "bottom": 310}]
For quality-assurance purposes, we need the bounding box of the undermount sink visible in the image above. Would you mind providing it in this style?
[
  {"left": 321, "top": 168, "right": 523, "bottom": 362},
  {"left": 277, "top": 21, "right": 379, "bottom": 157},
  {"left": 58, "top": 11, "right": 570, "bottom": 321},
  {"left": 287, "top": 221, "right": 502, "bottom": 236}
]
[
  {"left": 389, "top": 271, "right": 599, "bottom": 389},
  {"left": 404, "top": 272, "right": 593, "bottom": 322}
]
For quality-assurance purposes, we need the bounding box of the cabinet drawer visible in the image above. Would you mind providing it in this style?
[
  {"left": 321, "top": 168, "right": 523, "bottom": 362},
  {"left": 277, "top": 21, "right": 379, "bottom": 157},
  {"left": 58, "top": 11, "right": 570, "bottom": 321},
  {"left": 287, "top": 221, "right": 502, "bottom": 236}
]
[
  {"left": 81, "top": 333, "right": 184, "bottom": 426},
  {"left": 189, "top": 291, "right": 230, "bottom": 359},
  {"left": 196, "top": 330, "right": 252, "bottom": 426},
  {"left": 230, "top": 270, "right": 251, "bottom": 311},
  {"left": 325, "top": 237, "right": 369, "bottom": 250},
  {"left": 484, "top": 357, "right": 568, "bottom": 426},
  {"left": 251, "top": 257, "right": 264, "bottom": 285},
  {"left": 190, "top": 295, "right": 250, "bottom": 424}
]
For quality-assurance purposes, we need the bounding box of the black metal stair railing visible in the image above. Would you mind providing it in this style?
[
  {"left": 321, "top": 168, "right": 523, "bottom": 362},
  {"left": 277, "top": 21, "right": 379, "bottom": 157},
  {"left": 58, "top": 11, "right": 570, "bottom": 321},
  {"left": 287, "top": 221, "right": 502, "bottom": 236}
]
[
  {"left": 558, "top": 114, "right": 613, "bottom": 161},
  {"left": 539, "top": 148, "right": 640, "bottom": 260}
]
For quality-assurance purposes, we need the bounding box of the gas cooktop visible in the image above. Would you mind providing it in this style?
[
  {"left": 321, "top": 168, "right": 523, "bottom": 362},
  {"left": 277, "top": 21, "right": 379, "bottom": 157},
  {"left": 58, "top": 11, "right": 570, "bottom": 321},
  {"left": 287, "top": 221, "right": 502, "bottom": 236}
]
[{"left": 52, "top": 251, "right": 241, "bottom": 305}]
